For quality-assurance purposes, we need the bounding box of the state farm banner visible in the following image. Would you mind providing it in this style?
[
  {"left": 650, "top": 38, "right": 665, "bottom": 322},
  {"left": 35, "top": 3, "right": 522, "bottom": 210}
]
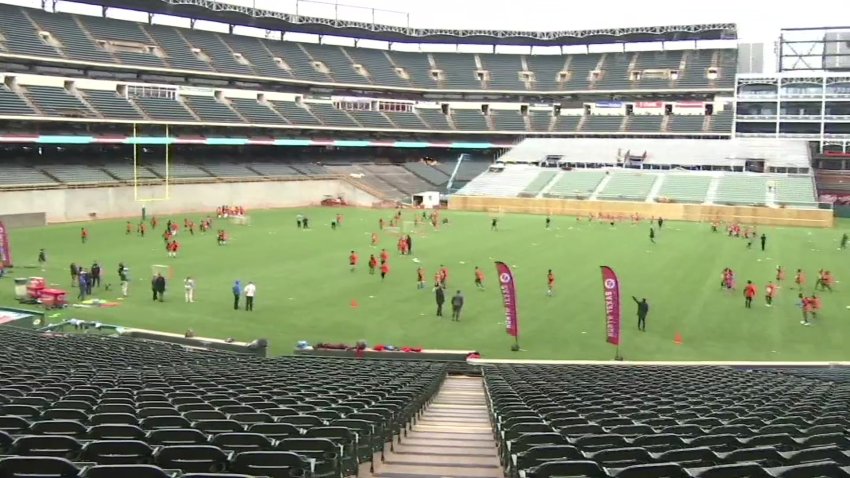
[
  {"left": 676, "top": 101, "right": 705, "bottom": 108},
  {"left": 600, "top": 266, "right": 621, "bottom": 346},
  {"left": 495, "top": 261, "right": 519, "bottom": 338},
  {"left": 0, "top": 221, "right": 12, "bottom": 267}
]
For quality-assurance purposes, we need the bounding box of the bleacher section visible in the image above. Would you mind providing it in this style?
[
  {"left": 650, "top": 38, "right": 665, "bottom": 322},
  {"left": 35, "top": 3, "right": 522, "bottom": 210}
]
[
  {"left": 714, "top": 175, "right": 768, "bottom": 206},
  {"left": 455, "top": 166, "right": 545, "bottom": 197},
  {"left": 0, "top": 326, "right": 445, "bottom": 478},
  {"left": 485, "top": 364, "right": 850, "bottom": 478},
  {"left": 404, "top": 162, "right": 450, "bottom": 188},
  {"left": 657, "top": 175, "right": 713, "bottom": 203},
  {"left": 0, "top": 4, "right": 736, "bottom": 93},
  {"left": 774, "top": 176, "right": 819, "bottom": 208},
  {"left": 519, "top": 171, "right": 559, "bottom": 197},
  {"left": 596, "top": 173, "right": 658, "bottom": 201},
  {"left": 544, "top": 171, "right": 606, "bottom": 199}
]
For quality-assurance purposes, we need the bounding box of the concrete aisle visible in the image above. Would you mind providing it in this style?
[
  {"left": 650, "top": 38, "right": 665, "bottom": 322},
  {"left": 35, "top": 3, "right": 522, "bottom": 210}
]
[{"left": 366, "top": 375, "right": 502, "bottom": 478}]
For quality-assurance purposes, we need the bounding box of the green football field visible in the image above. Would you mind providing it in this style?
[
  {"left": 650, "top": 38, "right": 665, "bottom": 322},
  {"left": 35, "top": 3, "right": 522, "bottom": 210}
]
[{"left": 2, "top": 207, "right": 850, "bottom": 362}]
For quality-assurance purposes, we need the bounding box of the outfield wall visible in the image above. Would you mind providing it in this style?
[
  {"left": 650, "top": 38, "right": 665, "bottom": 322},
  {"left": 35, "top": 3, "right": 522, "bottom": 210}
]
[
  {"left": 0, "top": 179, "right": 380, "bottom": 224},
  {"left": 448, "top": 196, "right": 834, "bottom": 228}
]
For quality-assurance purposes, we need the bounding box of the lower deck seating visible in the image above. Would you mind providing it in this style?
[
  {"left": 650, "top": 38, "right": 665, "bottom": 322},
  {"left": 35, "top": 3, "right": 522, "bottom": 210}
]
[
  {"left": 0, "top": 326, "right": 446, "bottom": 478},
  {"left": 715, "top": 175, "right": 768, "bottom": 206},
  {"left": 486, "top": 364, "right": 850, "bottom": 478},
  {"left": 596, "top": 173, "right": 658, "bottom": 201},
  {"left": 773, "top": 176, "right": 818, "bottom": 208},
  {"left": 519, "top": 170, "right": 559, "bottom": 197},
  {"left": 456, "top": 166, "right": 547, "bottom": 197},
  {"left": 656, "top": 175, "right": 712, "bottom": 203},
  {"left": 544, "top": 171, "right": 606, "bottom": 199}
]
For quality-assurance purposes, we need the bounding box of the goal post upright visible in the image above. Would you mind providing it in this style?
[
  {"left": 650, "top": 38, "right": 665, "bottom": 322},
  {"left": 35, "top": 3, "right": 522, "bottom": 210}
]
[{"left": 133, "top": 122, "right": 171, "bottom": 203}]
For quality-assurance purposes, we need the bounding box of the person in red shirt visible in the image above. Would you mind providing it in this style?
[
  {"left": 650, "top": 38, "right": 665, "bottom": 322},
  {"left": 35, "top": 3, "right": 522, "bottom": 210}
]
[
  {"left": 822, "top": 271, "right": 834, "bottom": 292},
  {"left": 138, "top": 222, "right": 146, "bottom": 237},
  {"left": 168, "top": 240, "right": 180, "bottom": 258},
  {"left": 368, "top": 254, "right": 378, "bottom": 275},
  {"left": 380, "top": 262, "right": 390, "bottom": 281},
  {"left": 81, "top": 228, "right": 89, "bottom": 244},
  {"left": 379, "top": 249, "right": 389, "bottom": 264},
  {"left": 795, "top": 269, "right": 806, "bottom": 290},
  {"left": 349, "top": 251, "right": 358, "bottom": 272},
  {"left": 547, "top": 269, "right": 555, "bottom": 296},
  {"left": 799, "top": 293, "right": 812, "bottom": 325},
  {"left": 188, "top": 220, "right": 195, "bottom": 236},
  {"left": 744, "top": 281, "right": 757, "bottom": 309},
  {"left": 474, "top": 267, "right": 485, "bottom": 289},
  {"left": 439, "top": 265, "right": 449, "bottom": 287},
  {"left": 810, "top": 294, "right": 822, "bottom": 320},
  {"left": 397, "top": 237, "right": 405, "bottom": 255},
  {"left": 765, "top": 281, "right": 777, "bottom": 306}
]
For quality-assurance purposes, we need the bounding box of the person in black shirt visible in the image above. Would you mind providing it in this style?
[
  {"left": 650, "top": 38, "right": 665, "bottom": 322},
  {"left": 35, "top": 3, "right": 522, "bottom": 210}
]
[
  {"left": 657, "top": 217, "right": 664, "bottom": 228},
  {"left": 434, "top": 284, "right": 445, "bottom": 317},
  {"left": 91, "top": 261, "right": 101, "bottom": 288},
  {"left": 451, "top": 290, "right": 464, "bottom": 321},
  {"left": 760, "top": 234, "right": 767, "bottom": 251},
  {"left": 649, "top": 227, "right": 656, "bottom": 244},
  {"left": 545, "top": 216, "right": 551, "bottom": 229},
  {"left": 491, "top": 218, "right": 498, "bottom": 231},
  {"left": 632, "top": 296, "right": 649, "bottom": 331}
]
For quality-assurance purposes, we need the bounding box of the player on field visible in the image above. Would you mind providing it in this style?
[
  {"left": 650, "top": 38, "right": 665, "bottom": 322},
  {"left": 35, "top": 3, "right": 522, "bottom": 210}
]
[
  {"left": 743, "top": 281, "right": 757, "bottom": 309},
  {"left": 649, "top": 227, "right": 655, "bottom": 244},
  {"left": 491, "top": 217, "right": 498, "bottom": 231},
  {"left": 439, "top": 265, "right": 449, "bottom": 288},
  {"left": 799, "top": 293, "right": 811, "bottom": 325},
  {"left": 368, "top": 254, "right": 377, "bottom": 275},
  {"left": 379, "top": 218, "right": 385, "bottom": 230},
  {"left": 380, "top": 262, "right": 390, "bottom": 281},
  {"left": 474, "top": 267, "right": 485, "bottom": 289},
  {"left": 547, "top": 269, "right": 555, "bottom": 296},
  {"left": 842, "top": 233, "right": 848, "bottom": 250},
  {"left": 151, "top": 216, "right": 158, "bottom": 229},
  {"left": 795, "top": 269, "right": 806, "bottom": 290},
  {"left": 126, "top": 221, "right": 132, "bottom": 235},
  {"left": 810, "top": 294, "right": 821, "bottom": 320},
  {"left": 138, "top": 222, "right": 146, "bottom": 237},
  {"left": 349, "top": 251, "right": 358, "bottom": 272},
  {"left": 765, "top": 281, "right": 776, "bottom": 306},
  {"left": 380, "top": 249, "right": 389, "bottom": 265},
  {"left": 81, "top": 228, "right": 88, "bottom": 244},
  {"left": 545, "top": 216, "right": 551, "bottom": 229},
  {"left": 371, "top": 232, "right": 379, "bottom": 246},
  {"left": 417, "top": 267, "right": 426, "bottom": 289},
  {"left": 776, "top": 266, "right": 786, "bottom": 283}
]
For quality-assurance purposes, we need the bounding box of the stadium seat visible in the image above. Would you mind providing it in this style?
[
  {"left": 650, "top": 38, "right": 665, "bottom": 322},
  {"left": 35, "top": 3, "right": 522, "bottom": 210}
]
[
  {"left": 153, "top": 445, "right": 229, "bottom": 473},
  {"left": 79, "top": 440, "right": 154, "bottom": 465},
  {"left": 229, "top": 451, "right": 312, "bottom": 478},
  {"left": 0, "top": 456, "right": 81, "bottom": 478},
  {"left": 82, "top": 464, "right": 172, "bottom": 478}
]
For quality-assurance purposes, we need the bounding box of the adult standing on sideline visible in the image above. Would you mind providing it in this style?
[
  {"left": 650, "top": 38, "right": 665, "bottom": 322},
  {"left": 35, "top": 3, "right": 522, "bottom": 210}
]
[
  {"left": 151, "top": 275, "right": 158, "bottom": 301},
  {"left": 91, "top": 261, "right": 101, "bottom": 288},
  {"left": 244, "top": 281, "right": 256, "bottom": 311},
  {"left": 232, "top": 280, "right": 242, "bottom": 310},
  {"left": 451, "top": 290, "right": 464, "bottom": 321},
  {"left": 434, "top": 284, "right": 445, "bottom": 317},
  {"left": 632, "top": 296, "right": 649, "bottom": 331},
  {"left": 118, "top": 263, "right": 129, "bottom": 297},
  {"left": 154, "top": 273, "right": 166, "bottom": 302},
  {"left": 184, "top": 276, "right": 195, "bottom": 303},
  {"left": 760, "top": 233, "right": 767, "bottom": 251}
]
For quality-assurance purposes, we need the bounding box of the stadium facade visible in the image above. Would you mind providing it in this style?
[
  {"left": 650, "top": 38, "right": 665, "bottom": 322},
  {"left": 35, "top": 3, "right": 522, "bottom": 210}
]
[{"left": 0, "top": 0, "right": 842, "bottom": 212}]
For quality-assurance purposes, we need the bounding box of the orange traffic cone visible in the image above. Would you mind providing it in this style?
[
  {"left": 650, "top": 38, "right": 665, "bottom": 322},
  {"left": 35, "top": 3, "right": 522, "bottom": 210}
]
[
  {"left": 674, "top": 332, "right": 683, "bottom": 345},
  {"left": 350, "top": 299, "right": 359, "bottom": 309}
]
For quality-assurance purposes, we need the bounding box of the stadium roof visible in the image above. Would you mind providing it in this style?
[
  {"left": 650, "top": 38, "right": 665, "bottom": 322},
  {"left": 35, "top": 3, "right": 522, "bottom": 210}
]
[{"left": 75, "top": 0, "right": 738, "bottom": 45}]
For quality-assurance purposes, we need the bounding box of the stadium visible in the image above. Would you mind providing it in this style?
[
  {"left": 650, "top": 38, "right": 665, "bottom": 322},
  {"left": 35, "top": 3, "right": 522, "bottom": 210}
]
[{"left": 0, "top": 0, "right": 849, "bottom": 477}]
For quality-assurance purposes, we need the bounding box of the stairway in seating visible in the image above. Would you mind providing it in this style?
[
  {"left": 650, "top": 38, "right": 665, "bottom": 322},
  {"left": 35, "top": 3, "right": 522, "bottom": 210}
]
[{"left": 368, "top": 376, "right": 501, "bottom": 478}]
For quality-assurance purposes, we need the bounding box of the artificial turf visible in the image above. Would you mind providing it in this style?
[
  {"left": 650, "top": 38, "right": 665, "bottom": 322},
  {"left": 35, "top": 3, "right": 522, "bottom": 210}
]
[{"left": 2, "top": 207, "right": 849, "bottom": 361}]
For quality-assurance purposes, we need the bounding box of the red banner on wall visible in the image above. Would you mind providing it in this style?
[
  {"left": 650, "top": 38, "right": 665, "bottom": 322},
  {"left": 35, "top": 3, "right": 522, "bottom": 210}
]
[
  {"left": 635, "top": 101, "right": 664, "bottom": 108},
  {"left": 600, "top": 266, "right": 621, "bottom": 346},
  {"left": 0, "top": 221, "right": 12, "bottom": 267}
]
